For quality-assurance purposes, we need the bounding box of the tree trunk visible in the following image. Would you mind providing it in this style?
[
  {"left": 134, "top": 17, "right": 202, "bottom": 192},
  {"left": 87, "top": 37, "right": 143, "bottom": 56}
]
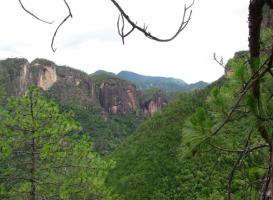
[
  {"left": 260, "top": 143, "right": 273, "bottom": 199},
  {"left": 29, "top": 90, "right": 36, "bottom": 200},
  {"left": 30, "top": 137, "right": 36, "bottom": 200},
  {"left": 248, "top": 1, "right": 273, "bottom": 199},
  {"left": 248, "top": 0, "right": 265, "bottom": 102}
]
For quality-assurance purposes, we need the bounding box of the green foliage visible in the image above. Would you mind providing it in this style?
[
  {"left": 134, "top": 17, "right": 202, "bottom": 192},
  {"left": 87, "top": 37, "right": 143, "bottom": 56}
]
[
  {"left": 31, "top": 58, "right": 56, "bottom": 66},
  {"left": 106, "top": 90, "right": 209, "bottom": 199},
  {"left": 0, "top": 86, "right": 113, "bottom": 199},
  {"left": 260, "top": 28, "right": 273, "bottom": 48},
  {"left": 141, "top": 87, "right": 162, "bottom": 101},
  {"left": 179, "top": 31, "right": 273, "bottom": 198},
  {"left": 118, "top": 71, "right": 208, "bottom": 92},
  {"left": 0, "top": 58, "right": 28, "bottom": 68},
  {"left": 62, "top": 103, "right": 144, "bottom": 155},
  {"left": 90, "top": 70, "right": 119, "bottom": 84},
  {"left": 107, "top": 37, "right": 272, "bottom": 198}
]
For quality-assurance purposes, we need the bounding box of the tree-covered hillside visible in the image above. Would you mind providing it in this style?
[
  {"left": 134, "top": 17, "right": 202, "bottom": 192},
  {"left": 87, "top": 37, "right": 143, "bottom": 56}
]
[
  {"left": 106, "top": 81, "right": 231, "bottom": 199},
  {"left": 117, "top": 71, "right": 208, "bottom": 92},
  {"left": 106, "top": 26, "right": 273, "bottom": 199},
  {"left": 0, "top": 1, "right": 272, "bottom": 199}
]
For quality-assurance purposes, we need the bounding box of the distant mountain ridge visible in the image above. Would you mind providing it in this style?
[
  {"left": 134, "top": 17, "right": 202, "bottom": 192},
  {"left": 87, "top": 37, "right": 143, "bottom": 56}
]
[{"left": 117, "top": 71, "right": 208, "bottom": 92}]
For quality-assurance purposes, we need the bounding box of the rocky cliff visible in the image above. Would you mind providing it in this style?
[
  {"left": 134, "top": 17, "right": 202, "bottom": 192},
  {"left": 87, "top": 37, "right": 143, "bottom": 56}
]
[
  {"left": 0, "top": 58, "right": 95, "bottom": 106},
  {"left": 140, "top": 89, "right": 168, "bottom": 116},
  {"left": 90, "top": 71, "right": 169, "bottom": 116},
  {"left": 90, "top": 75, "right": 139, "bottom": 114},
  {"left": 0, "top": 58, "right": 167, "bottom": 116}
]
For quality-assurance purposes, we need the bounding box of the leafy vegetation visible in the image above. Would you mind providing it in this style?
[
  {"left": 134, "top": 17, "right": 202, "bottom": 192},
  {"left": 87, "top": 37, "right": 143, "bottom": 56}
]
[
  {"left": 106, "top": 89, "right": 211, "bottom": 199},
  {"left": 0, "top": 87, "right": 114, "bottom": 199},
  {"left": 118, "top": 71, "right": 208, "bottom": 92},
  {"left": 90, "top": 70, "right": 119, "bottom": 84},
  {"left": 0, "top": 3, "right": 272, "bottom": 200},
  {"left": 106, "top": 27, "right": 273, "bottom": 199},
  {"left": 62, "top": 103, "right": 144, "bottom": 155}
]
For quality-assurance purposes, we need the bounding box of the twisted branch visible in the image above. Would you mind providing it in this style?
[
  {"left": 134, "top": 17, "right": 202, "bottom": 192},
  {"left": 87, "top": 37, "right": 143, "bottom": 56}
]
[
  {"left": 18, "top": 0, "right": 53, "bottom": 24},
  {"left": 19, "top": 0, "right": 193, "bottom": 51},
  {"left": 51, "top": 0, "right": 72, "bottom": 52},
  {"left": 113, "top": 0, "right": 194, "bottom": 44}
]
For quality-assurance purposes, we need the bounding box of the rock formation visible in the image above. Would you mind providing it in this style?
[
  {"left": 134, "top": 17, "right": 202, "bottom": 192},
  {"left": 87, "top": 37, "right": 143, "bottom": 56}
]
[
  {"left": 0, "top": 58, "right": 167, "bottom": 116},
  {"left": 142, "top": 95, "right": 167, "bottom": 117},
  {"left": 140, "top": 89, "right": 168, "bottom": 117},
  {"left": 0, "top": 58, "right": 96, "bottom": 107},
  {"left": 96, "top": 78, "right": 139, "bottom": 114}
]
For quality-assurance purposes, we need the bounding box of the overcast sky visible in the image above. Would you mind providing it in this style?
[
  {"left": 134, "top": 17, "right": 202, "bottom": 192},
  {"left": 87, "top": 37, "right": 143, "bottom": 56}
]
[{"left": 0, "top": 0, "right": 249, "bottom": 83}]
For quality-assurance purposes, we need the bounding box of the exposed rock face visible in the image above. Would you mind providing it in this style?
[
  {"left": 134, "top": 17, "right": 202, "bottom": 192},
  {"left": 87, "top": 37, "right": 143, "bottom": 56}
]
[
  {"left": 0, "top": 58, "right": 95, "bottom": 106},
  {"left": 140, "top": 90, "right": 168, "bottom": 117},
  {"left": 127, "top": 85, "right": 137, "bottom": 111},
  {"left": 0, "top": 58, "right": 167, "bottom": 116},
  {"left": 97, "top": 78, "right": 139, "bottom": 114},
  {"left": 143, "top": 96, "right": 167, "bottom": 117},
  {"left": 0, "top": 58, "right": 32, "bottom": 96},
  {"left": 37, "top": 66, "right": 57, "bottom": 90},
  {"left": 48, "top": 64, "right": 94, "bottom": 106}
]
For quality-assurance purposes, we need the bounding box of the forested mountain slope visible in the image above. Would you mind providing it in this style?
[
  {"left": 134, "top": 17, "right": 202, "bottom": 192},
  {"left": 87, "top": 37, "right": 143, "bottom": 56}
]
[
  {"left": 107, "top": 24, "right": 273, "bottom": 199},
  {"left": 118, "top": 70, "right": 208, "bottom": 92},
  {"left": 1, "top": 58, "right": 198, "bottom": 154},
  {"left": 106, "top": 79, "right": 233, "bottom": 199}
]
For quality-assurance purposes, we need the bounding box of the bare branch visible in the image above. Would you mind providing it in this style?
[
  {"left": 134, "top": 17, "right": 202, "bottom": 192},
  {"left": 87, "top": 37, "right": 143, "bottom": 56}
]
[
  {"left": 213, "top": 53, "right": 225, "bottom": 69},
  {"left": 18, "top": 0, "right": 53, "bottom": 24},
  {"left": 19, "top": 0, "right": 193, "bottom": 51},
  {"left": 210, "top": 142, "right": 268, "bottom": 153},
  {"left": 111, "top": 0, "right": 194, "bottom": 44},
  {"left": 51, "top": 0, "right": 73, "bottom": 52},
  {"left": 209, "top": 142, "right": 245, "bottom": 153}
]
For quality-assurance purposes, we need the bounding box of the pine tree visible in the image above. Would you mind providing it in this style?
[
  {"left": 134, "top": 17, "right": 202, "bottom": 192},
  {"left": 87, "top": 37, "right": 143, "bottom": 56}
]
[{"left": 0, "top": 86, "right": 113, "bottom": 200}]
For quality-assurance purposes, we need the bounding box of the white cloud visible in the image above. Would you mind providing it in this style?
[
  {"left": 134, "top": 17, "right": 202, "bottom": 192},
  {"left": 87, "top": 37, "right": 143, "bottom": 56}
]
[{"left": 0, "top": 0, "right": 249, "bottom": 83}]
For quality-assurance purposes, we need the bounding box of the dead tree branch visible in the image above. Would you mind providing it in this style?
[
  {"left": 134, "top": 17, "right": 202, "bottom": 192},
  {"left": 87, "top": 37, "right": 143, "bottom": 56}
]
[
  {"left": 112, "top": 0, "right": 194, "bottom": 44},
  {"left": 19, "top": 0, "right": 194, "bottom": 51},
  {"left": 213, "top": 53, "right": 225, "bottom": 69},
  {"left": 18, "top": 0, "right": 53, "bottom": 24},
  {"left": 51, "top": 0, "right": 72, "bottom": 52},
  {"left": 117, "top": 14, "right": 135, "bottom": 44}
]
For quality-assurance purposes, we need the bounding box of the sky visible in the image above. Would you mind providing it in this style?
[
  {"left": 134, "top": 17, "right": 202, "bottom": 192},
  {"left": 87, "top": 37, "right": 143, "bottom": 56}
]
[{"left": 0, "top": 0, "right": 249, "bottom": 83}]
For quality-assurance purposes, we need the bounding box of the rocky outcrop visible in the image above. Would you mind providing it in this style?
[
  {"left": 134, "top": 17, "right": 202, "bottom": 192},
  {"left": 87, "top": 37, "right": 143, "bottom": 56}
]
[
  {"left": 142, "top": 96, "right": 167, "bottom": 117},
  {"left": 0, "top": 58, "right": 31, "bottom": 96},
  {"left": 0, "top": 58, "right": 95, "bottom": 107},
  {"left": 37, "top": 66, "right": 57, "bottom": 90},
  {"left": 0, "top": 58, "right": 167, "bottom": 116},
  {"left": 90, "top": 73, "right": 168, "bottom": 116},
  {"left": 96, "top": 78, "right": 139, "bottom": 114},
  {"left": 140, "top": 89, "right": 168, "bottom": 117}
]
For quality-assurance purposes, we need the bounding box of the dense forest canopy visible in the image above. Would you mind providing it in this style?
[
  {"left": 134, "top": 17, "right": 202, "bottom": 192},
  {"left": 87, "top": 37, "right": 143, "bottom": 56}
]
[{"left": 0, "top": 0, "right": 272, "bottom": 200}]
